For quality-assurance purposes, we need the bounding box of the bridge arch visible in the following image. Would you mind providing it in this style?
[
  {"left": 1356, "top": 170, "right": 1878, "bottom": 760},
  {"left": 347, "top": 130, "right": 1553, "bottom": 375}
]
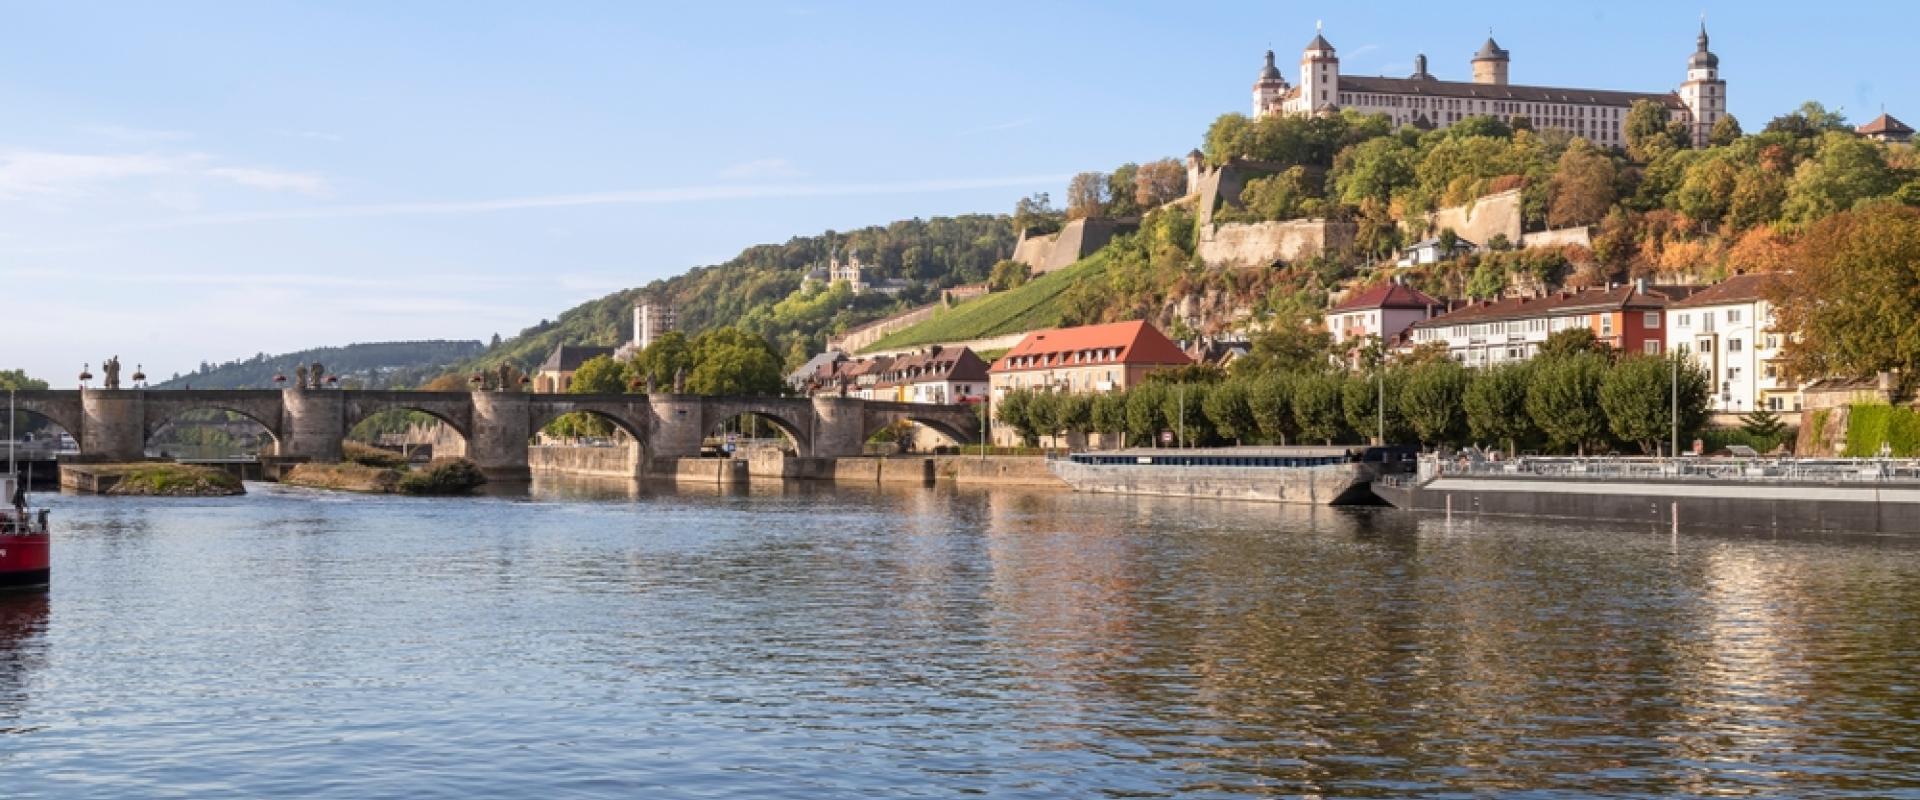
[
  {"left": 699, "top": 398, "right": 814, "bottom": 456},
  {"left": 12, "top": 393, "right": 85, "bottom": 450},
  {"left": 143, "top": 404, "right": 283, "bottom": 457}
]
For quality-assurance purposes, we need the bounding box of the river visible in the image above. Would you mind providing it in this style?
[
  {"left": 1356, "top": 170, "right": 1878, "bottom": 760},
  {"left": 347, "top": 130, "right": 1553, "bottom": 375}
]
[{"left": 5, "top": 479, "right": 1920, "bottom": 798}]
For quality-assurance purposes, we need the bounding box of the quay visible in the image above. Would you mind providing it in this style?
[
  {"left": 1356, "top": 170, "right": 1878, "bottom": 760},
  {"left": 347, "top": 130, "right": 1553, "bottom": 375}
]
[{"left": 1374, "top": 457, "right": 1920, "bottom": 535}]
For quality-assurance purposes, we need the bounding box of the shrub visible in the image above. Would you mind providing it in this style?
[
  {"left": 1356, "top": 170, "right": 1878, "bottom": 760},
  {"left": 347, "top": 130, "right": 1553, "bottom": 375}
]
[
  {"left": 344, "top": 440, "right": 408, "bottom": 469},
  {"left": 398, "top": 458, "right": 488, "bottom": 495}
]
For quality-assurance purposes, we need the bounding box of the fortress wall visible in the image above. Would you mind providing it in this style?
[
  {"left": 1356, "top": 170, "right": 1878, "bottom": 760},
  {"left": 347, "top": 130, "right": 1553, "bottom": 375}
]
[
  {"left": 1196, "top": 220, "right": 1359, "bottom": 268},
  {"left": 1415, "top": 188, "right": 1523, "bottom": 246}
]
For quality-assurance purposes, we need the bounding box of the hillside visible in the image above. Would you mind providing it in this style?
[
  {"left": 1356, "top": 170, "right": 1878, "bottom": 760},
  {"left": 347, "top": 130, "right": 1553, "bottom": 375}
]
[
  {"left": 470, "top": 215, "right": 1017, "bottom": 373},
  {"left": 155, "top": 340, "right": 484, "bottom": 389},
  {"left": 861, "top": 253, "right": 1109, "bottom": 352}
]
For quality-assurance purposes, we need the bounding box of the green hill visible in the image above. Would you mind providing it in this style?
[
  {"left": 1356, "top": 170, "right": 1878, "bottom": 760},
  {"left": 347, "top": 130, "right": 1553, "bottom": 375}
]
[
  {"left": 155, "top": 340, "right": 485, "bottom": 390},
  {"left": 469, "top": 215, "right": 1016, "bottom": 373},
  {"left": 861, "top": 253, "right": 1110, "bottom": 352}
]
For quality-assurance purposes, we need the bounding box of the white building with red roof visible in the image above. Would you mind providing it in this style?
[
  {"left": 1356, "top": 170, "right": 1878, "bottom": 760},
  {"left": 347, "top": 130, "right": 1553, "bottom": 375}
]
[
  {"left": 987, "top": 321, "right": 1191, "bottom": 444},
  {"left": 1326, "top": 281, "right": 1442, "bottom": 353}
]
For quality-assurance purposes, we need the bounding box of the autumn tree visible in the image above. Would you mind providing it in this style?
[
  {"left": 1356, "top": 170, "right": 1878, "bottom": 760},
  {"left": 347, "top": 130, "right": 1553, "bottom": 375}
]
[
  {"left": 1709, "top": 114, "right": 1743, "bottom": 146},
  {"left": 1065, "top": 171, "right": 1110, "bottom": 219},
  {"left": 1625, "top": 98, "right": 1688, "bottom": 161},
  {"left": 1012, "top": 192, "right": 1062, "bottom": 235},
  {"left": 1770, "top": 204, "right": 1920, "bottom": 391},
  {"left": 1763, "top": 101, "right": 1850, "bottom": 138},
  {"left": 1548, "top": 141, "right": 1618, "bottom": 228},
  {"left": 1132, "top": 158, "right": 1188, "bottom": 209},
  {"left": 1782, "top": 131, "right": 1901, "bottom": 222}
]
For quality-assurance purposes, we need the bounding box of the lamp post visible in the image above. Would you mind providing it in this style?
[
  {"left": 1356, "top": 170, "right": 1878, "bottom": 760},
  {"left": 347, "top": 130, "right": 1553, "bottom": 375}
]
[
  {"left": 1376, "top": 368, "right": 1385, "bottom": 446},
  {"left": 1670, "top": 351, "right": 1679, "bottom": 460}
]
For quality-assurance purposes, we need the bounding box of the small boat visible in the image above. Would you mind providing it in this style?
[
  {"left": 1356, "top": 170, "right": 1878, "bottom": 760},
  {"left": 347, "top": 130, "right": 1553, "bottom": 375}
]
[{"left": 4, "top": 392, "right": 50, "bottom": 590}]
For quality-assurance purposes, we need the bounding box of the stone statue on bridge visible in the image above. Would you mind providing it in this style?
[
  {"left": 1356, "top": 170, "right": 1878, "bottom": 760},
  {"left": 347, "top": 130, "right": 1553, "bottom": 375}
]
[
  {"left": 308, "top": 363, "right": 325, "bottom": 389},
  {"left": 673, "top": 366, "right": 686, "bottom": 394},
  {"left": 101, "top": 356, "right": 122, "bottom": 390},
  {"left": 645, "top": 374, "right": 656, "bottom": 394},
  {"left": 294, "top": 364, "right": 309, "bottom": 389},
  {"left": 496, "top": 363, "right": 513, "bottom": 392}
]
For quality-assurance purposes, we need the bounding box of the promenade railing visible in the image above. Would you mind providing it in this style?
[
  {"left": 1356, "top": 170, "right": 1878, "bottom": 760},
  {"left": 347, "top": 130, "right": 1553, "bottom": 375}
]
[{"left": 1426, "top": 455, "right": 1920, "bottom": 484}]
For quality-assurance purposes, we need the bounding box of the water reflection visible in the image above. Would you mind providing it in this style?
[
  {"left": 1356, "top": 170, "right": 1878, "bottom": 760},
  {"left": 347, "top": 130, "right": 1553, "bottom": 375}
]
[{"left": 7, "top": 480, "right": 1920, "bottom": 797}]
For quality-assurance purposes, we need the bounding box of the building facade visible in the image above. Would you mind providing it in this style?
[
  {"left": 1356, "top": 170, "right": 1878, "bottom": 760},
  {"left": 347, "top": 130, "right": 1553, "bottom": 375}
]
[
  {"left": 1665, "top": 272, "right": 1801, "bottom": 414},
  {"left": 1327, "top": 282, "right": 1440, "bottom": 362},
  {"left": 1405, "top": 283, "right": 1678, "bottom": 366},
  {"left": 533, "top": 344, "right": 616, "bottom": 393},
  {"left": 1253, "top": 24, "right": 1725, "bottom": 148},
  {"left": 873, "top": 346, "right": 990, "bottom": 405},
  {"left": 987, "top": 321, "right": 1192, "bottom": 446}
]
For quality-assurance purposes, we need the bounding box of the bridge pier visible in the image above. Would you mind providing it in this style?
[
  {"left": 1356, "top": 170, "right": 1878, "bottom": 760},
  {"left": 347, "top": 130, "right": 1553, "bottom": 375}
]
[
  {"left": 280, "top": 388, "right": 345, "bottom": 462},
  {"left": 810, "top": 396, "right": 868, "bottom": 458},
  {"left": 471, "top": 391, "right": 532, "bottom": 482},
  {"left": 80, "top": 389, "right": 147, "bottom": 461},
  {"left": 647, "top": 394, "right": 704, "bottom": 459}
]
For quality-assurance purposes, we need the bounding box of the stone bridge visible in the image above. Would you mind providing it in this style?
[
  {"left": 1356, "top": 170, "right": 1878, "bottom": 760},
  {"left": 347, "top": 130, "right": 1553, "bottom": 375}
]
[{"left": 10, "top": 389, "right": 981, "bottom": 481}]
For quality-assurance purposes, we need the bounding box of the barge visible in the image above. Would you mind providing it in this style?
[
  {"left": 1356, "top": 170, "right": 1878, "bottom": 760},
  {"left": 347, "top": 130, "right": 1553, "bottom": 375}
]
[
  {"left": 1049, "top": 446, "right": 1416, "bottom": 505},
  {"left": 1373, "top": 456, "right": 1920, "bottom": 535}
]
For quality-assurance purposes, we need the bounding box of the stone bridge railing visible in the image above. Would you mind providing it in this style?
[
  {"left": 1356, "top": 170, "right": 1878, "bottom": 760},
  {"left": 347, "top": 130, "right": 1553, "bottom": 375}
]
[{"left": 10, "top": 389, "right": 980, "bottom": 481}]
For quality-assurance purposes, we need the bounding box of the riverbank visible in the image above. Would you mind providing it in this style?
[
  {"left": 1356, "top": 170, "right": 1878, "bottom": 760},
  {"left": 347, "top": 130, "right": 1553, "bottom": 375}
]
[
  {"left": 528, "top": 446, "right": 1067, "bottom": 488},
  {"left": 59, "top": 463, "right": 245, "bottom": 496}
]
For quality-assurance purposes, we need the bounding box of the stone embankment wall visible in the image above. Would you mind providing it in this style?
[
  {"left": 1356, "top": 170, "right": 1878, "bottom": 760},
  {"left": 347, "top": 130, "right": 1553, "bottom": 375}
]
[
  {"left": 933, "top": 455, "right": 1065, "bottom": 487},
  {"left": 525, "top": 447, "right": 1064, "bottom": 488},
  {"left": 827, "top": 304, "right": 938, "bottom": 353},
  {"left": 1195, "top": 220, "right": 1359, "bottom": 268},
  {"left": 529, "top": 445, "right": 639, "bottom": 479},
  {"left": 1412, "top": 188, "right": 1523, "bottom": 245}
]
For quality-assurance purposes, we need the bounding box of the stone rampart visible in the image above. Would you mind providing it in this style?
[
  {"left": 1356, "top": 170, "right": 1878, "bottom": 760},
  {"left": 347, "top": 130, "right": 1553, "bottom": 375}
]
[
  {"left": 1414, "top": 188, "right": 1523, "bottom": 246},
  {"left": 1521, "top": 226, "right": 1592, "bottom": 250},
  {"left": 1011, "top": 217, "right": 1133, "bottom": 274},
  {"left": 827, "top": 304, "right": 938, "bottom": 353},
  {"left": 1196, "top": 220, "right": 1359, "bottom": 268}
]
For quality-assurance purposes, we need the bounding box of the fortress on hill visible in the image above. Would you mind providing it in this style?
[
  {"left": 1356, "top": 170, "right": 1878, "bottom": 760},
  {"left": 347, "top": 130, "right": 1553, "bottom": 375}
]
[{"left": 1250, "top": 23, "right": 1727, "bottom": 148}]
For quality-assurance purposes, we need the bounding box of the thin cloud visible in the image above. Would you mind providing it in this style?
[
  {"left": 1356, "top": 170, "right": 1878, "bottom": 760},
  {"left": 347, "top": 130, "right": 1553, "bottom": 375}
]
[
  {"left": 206, "top": 166, "right": 328, "bottom": 195},
  {"left": 1346, "top": 43, "right": 1382, "bottom": 59},
  {"left": 81, "top": 124, "right": 193, "bottom": 143},
  {"left": 0, "top": 149, "right": 328, "bottom": 197},
  {"left": 109, "top": 173, "right": 1073, "bottom": 232},
  {"left": 718, "top": 158, "right": 805, "bottom": 180}
]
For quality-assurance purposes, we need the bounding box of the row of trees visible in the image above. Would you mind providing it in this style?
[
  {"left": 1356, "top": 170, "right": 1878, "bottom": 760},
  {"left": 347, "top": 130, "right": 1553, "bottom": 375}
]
[
  {"left": 995, "top": 330, "right": 1711, "bottom": 455},
  {"left": 565, "top": 327, "right": 785, "bottom": 398}
]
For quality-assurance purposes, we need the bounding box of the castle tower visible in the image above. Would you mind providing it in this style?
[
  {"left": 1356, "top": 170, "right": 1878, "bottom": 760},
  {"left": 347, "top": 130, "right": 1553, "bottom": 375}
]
[
  {"left": 1298, "top": 26, "right": 1339, "bottom": 112},
  {"left": 1410, "top": 53, "right": 1431, "bottom": 80},
  {"left": 1471, "top": 37, "right": 1509, "bottom": 85},
  {"left": 632, "top": 298, "right": 675, "bottom": 351},
  {"left": 1251, "top": 49, "right": 1289, "bottom": 117},
  {"left": 1677, "top": 21, "right": 1726, "bottom": 147}
]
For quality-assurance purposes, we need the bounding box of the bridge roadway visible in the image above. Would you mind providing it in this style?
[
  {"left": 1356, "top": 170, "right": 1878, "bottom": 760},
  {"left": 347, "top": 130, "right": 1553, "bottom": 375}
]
[{"left": 10, "top": 389, "right": 981, "bottom": 481}]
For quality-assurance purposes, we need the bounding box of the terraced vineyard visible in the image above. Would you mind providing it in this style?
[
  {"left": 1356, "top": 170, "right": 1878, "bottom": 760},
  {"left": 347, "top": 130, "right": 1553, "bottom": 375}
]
[{"left": 860, "top": 253, "right": 1108, "bottom": 353}]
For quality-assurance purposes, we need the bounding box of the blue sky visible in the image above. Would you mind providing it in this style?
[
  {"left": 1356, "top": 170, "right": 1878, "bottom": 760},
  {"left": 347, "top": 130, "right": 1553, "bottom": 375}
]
[{"left": 3, "top": 0, "right": 1912, "bottom": 386}]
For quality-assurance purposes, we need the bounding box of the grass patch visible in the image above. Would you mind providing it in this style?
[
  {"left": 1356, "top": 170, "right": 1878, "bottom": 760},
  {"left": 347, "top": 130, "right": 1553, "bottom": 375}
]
[
  {"left": 284, "top": 462, "right": 404, "bottom": 493},
  {"left": 398, "top": 459, "right": 487, "bottom": 495},
  {"left": 861, "top": 252, "right": 1109, "bottom": 352},
  {"left": 344, "top": 440, "right": 409, "bottom": 469},
  {"left": 95, "top": 463, "right": 244, "bottom": 496}
]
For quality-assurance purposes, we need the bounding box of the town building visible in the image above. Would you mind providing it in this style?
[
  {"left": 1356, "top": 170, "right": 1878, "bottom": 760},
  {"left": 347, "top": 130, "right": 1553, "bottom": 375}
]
[
  {"left": 1857, "top": 112, "right": 1914, "bottom": 144},
  {"left": 614, "top": 299, "right": 676, "bottom": 362},
  {"left": 1405, "top": 283, "right": 1681, "bottom": 366},
  {"left": 1665, "top": 272, "right": 1801, "bottom": 415},
  {"left": 872, "top": 346, "right": 990, "bottom": 405},
  {"left": 987, "top": 321, "right": 1192, "bottom": 445},
  {"left": 1397, "top": 236, "right": 1477, "bottom": 267},
  {"left": 1326, "top": 282, "right": 1441, "bottom": 360},
  {"left": 532, "top": 344, "right": 616, "bottom": 393},
  {"left": 786, "top": 349, "right": 848, "bottom": 393},
  {"left": 1252, "top": 23, "right": 1726, "bottom": 147}
]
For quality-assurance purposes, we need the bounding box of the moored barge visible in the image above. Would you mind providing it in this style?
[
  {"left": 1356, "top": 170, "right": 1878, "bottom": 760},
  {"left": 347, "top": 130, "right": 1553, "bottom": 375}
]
[{"left": 1049, "top": 446, "right": 1416, "bottom": 505}]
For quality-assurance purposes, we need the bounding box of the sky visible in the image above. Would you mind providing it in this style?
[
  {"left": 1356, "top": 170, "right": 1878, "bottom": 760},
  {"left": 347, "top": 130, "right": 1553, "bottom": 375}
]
[{"left": 3, "top": 0, "right": 1913, "bottom": 387}]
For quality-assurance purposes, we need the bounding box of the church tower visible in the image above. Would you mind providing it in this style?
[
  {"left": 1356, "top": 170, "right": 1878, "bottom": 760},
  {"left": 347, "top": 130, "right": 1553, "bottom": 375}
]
[
  {"left": 1677, "top": 21, "right": 1726, "bottom": 147},
  {"left": 1298, "top": 26, "right": 1339, "bottom": 112},
  {"left": 1251, "top": 50, "right": 1289, "bottom": 117}
]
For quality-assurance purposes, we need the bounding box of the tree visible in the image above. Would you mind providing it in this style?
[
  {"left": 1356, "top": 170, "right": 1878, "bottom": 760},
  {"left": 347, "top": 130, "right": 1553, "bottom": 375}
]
[
  {"left": 1782, "top": 131, "right": 1900, "bottom": 222},
  {"left": 567, "top": 355, "right": 628, "bottom": 395},
  {"left": 1025, "top": 391, "right": 1063, "bottom": 445},
  {"left": 1548, "top": 142, "right": 1618, "bottom": 228},
  {"left": 1133, "top": 158, "right": 1188, "bottom": 209},
  {"left": 1526, "top": 351, "right": 1610, "bottom": 454},
  {"left": 1342, "top": 369, "right": 1409, "bottom": 444},
  {"left": 687, "top": 327, "right": 783, "bottom": 396},
  {"left": 1203, "top": 380, "right": 1257, "bottom": 444},
  {"left": 1329, "top": 136, "right": 1418, "bottom": 206},
  {"left": 1763, "top": 101, "right": 1849, "bottom": 138},
  {"left": 1125, "top": 382, "right": 1170, "bottom": 445},
  {"left": 1161, "top": 383, "right": 1214, "bottom": 446},
  {"left": 1056, "top": 393, "right": 1095, "bottom": 446},
  {"left": 1626, "top": 98, "right": 1689, "bottom": 160},
  {"left": 1291, "top": 374, "right": 1346, "bottom": 445},
  {"left": 1091, "top": 392, "right": 1129, "bottom": 446},
  {"left": 995, "top": 390, "right": 1038, "bottom": 447},
  {"left": 1248, "top": 373, "right": 1296, "bottom": 445},
  {"left": 987, "top": 259, "right": 1031, "bottom": 291},
  {"left": 1741, "top": 407, "right": 1787, "bottom": 440},
  {"left": 1599, "top": 355, "right": 1710, "bottom": 454},
  {"left": 1770, "top": 204, "right": 1920, "bottom": 390},
  {"left": 1464, "top": 361, "right": 1537, "bottom": 454},
  {"left": 1674, "top": 156, "right": 1738, "bottom": 225},
  {"left": 1398, "top": 360, "right": 1469, "bottom": 446},
  {"left": 1709, "top": 114, "right": 1743, "bottom": 147},
  {"left": 631, "top": 331, "right": 693, "bottom": 391},
  {"left": 1235, "top": 320, "right": 1334, "bottom": 375},
  {"left": 0, "top": 369, "right": 48, "bottom": 391},
  {"left": 1234, "top": 166, "right": 1321, "bottom": 221},
  {"left": 1012, "top": 192, "right": 1062, "bottom": 236},
  {"left": 1537, "top": 327, "right": 1607, "bottom": 360},
  {"left": 1065, "top": 172, "right": 1110, "bottom": 220},
  {"left": 1105, "top": 163, "right": 1140, "bottom": 217}
]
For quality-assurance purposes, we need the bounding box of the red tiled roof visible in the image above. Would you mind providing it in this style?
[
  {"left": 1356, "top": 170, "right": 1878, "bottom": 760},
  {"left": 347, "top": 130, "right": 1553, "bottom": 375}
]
[
  {"left": 1857, "top": 113, "right": 1914, "bottom": 135},
  {"left": 1330, "top": 282, "right": 1440, "bottom": 312},
  {"left": 1668, "top": 272, "right": 1783, "bottom": 309},
  {"left": 990, "top": 321, "right": 1192, "bottom": 374},
  {"left": 1409, "top": 285, "right": 1679, "bottom": 328}
]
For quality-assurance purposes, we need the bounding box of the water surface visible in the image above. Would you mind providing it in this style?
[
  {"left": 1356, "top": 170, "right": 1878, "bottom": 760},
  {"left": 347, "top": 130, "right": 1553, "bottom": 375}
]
[{"left": 5, "top": 479, "right": 1920, "bottom": 798}]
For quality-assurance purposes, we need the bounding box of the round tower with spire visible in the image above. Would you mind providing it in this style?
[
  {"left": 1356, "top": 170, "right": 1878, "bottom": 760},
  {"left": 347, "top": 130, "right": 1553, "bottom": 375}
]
[
  {"left": 1471, "top": 35, "right": 1509, "bottom": 85},
  {"left": 1678, "top": 19, "right": 1726, "bottom": 147},
  {"left": 1251, "top": 49, "right": 1290, "bottom": 116},
  {"left": 1297, "top": 23, "right": 1339, "bottom": 113}
]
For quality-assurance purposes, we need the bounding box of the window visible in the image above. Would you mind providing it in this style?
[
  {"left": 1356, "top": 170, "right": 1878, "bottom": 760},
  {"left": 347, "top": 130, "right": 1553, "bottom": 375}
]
[
  {"left": 1644, "top": 312, "right": 1661, "bottom": 328},
  {"left": 1677, "top": 313, "right": 1692, "bottom": 327},
  {"left": 1697, "top": 339, "right": 1714, "bottom": 353},
  {"left": 1727, "top": 367, "right": 1741, "bottom": 381},
  {"left": 1728, "top": 338, "right": 1743, "bottom": 353},
  {"left": 1644, "top": 340, "right": 1661, "bottom": 355},
  {"left": 1728, "top": 308, "right": 1743, "bottom": 323}
]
